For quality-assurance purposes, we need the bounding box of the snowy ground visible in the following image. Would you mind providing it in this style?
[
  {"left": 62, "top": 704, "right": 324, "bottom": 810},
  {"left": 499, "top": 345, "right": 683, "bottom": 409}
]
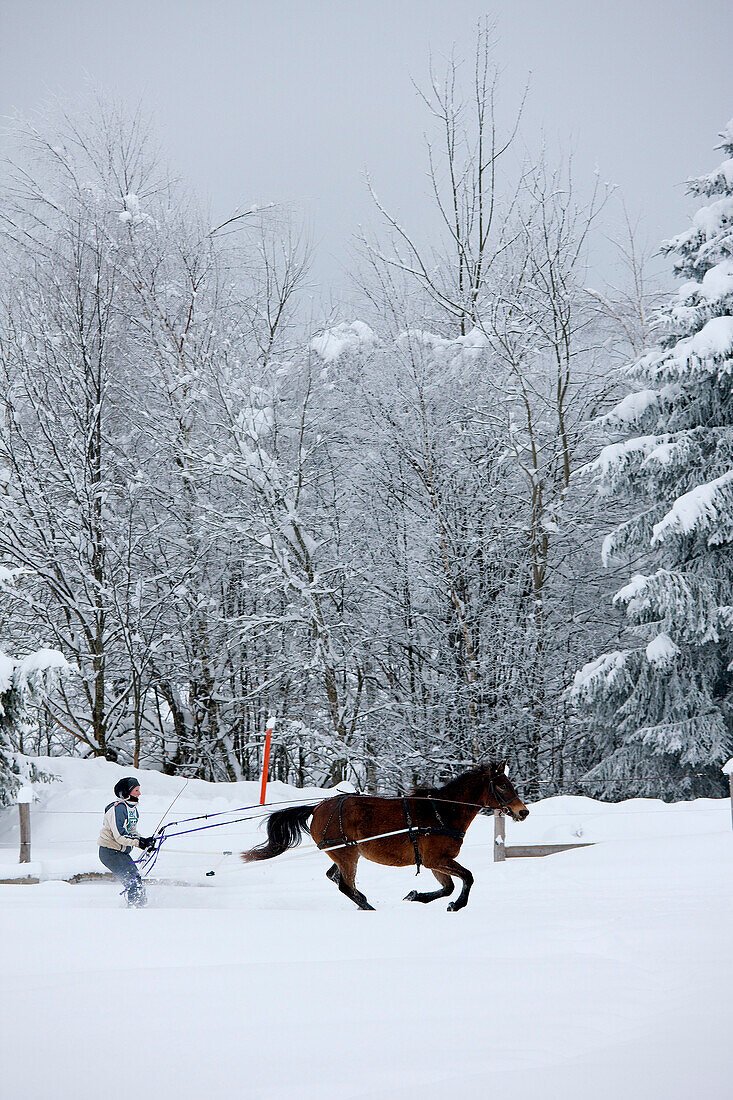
[{"left": 0, "top": 758, "right": 731, "bottom": 1099}]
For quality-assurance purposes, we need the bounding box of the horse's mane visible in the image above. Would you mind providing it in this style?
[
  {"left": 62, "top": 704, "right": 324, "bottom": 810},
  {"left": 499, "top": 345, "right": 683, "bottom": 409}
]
[{"left": 409, "top": 762, "right": 497, "bottom": 799}]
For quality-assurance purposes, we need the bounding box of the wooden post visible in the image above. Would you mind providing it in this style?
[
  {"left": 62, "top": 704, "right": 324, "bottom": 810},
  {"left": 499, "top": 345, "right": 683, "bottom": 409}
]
[
  {"left": 493, "top": 810, "right": 506, "bottom": 862},
  {"left": 259, "top": 717, "right": 276, "bottom": 805},
  {"left": 18, "top": 803, "right": 31, "bottom": 864},
  {"left": 17, "top": 785, "right": 34, "bottom": 864}
]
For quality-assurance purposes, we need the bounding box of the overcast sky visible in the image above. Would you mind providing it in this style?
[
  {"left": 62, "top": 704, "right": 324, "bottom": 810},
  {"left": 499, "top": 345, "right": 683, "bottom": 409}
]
[{"left": 2, "top": 0, "right": 732, "bottom": 295}]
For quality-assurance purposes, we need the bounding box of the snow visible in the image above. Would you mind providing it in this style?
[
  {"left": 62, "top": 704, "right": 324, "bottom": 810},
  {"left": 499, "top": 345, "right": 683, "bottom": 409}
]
[
  {"left": 692, "top": 194, "right": 733, "bottom": 238},
  {"left": 644, "top": 315, "right": 733, "bottom": 382},
  {"left": 0, "top": 564, "right": 22, "bottom": 586},
  {"left": 602, "top": 388, "right": 658, "bottom": 427},
  {"left": 310, "top": 321, "right": 376, "bottom": 363},
  {"left": 696, "top": 259, "right": 733, "bottom": 302},
  {"left": 451, "top": 326, "right": 491, "bottom": 355},
  {"left": 679, "top": 314, "right": 733, "bottom": 359},
  {"left": 570, "top": 650, "right": 629, "bottom": 696},
  {"left": 651, "top": 469, "right": 733, "bottom": 544},
  {"left": 397, "top": 327, "right": 491, "bottom": 369},
  {"left": 593, "top": 435, "right": 658, "bottom": 479},
  {"left": 1, "top": 648, "right": 69, "bottom": 695},
  {"left": 0, "top": 649, "right": 14, "bottom": 694},
  {"left": 698, "top": 156, "right": 733, "bottom": 191},
  {"left": 17, "top": 648, "right": 69, "bottom": 676},
  {"left": 643, "top": 440, "right": 676, "bottom": 466},
  {"left": 613, "top": 573, "right": 649, "bottom": 605},
  {"left": 717, "top": 119, "right": 733, "bottom": 149},
  {"left": 645, "top": 633, "right": 679, "bottom": 667},
  {"left": 1, "top": 756, "right": 731, "bottom": 1100},
  {"left": 723, "top": 758, "right": 733, "bottom": 775}
]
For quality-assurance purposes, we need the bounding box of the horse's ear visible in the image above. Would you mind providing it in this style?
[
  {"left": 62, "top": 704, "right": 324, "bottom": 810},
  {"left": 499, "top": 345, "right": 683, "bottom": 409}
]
[{"left": 495, "top": 759, "right": 507, "bottom": 774}]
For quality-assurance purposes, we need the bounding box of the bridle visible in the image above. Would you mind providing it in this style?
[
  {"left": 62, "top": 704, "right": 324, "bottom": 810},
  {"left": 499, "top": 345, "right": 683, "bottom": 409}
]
[{"left": 484, "top": 776, "right": 523, "bottom": 819}]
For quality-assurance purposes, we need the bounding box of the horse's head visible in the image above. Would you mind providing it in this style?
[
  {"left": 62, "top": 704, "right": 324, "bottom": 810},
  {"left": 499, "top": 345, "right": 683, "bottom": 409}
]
[{"left": 483, "top": 761, "right": 529, "bottom": 822}]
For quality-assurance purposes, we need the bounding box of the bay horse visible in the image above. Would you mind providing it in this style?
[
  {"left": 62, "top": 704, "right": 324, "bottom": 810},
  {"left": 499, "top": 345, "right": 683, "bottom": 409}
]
[{"left": 241, "top": 761, "right": 528, "bottom": 911}]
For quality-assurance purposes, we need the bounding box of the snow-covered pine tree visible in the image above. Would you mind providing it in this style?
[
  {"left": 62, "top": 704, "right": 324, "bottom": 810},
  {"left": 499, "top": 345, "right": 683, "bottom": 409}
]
[{"left": 570, "top": 120, "right": 733, "bottom": 798}]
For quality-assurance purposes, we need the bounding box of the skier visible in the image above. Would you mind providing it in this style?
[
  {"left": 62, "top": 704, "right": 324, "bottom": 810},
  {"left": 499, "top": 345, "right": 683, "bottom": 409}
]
[{"left": 98, "top": 777, "right": 156, "bottom": 907}]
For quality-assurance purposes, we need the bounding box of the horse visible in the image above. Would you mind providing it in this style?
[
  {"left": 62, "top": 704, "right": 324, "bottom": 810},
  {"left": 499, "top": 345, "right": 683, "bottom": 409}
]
[{"left": 241, "top": 761, "right": 528, "bottom": 911}]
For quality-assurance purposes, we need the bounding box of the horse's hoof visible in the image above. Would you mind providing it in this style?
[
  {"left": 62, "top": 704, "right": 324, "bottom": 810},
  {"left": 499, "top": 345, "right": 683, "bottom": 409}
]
[
  {"left": 404, "top": 890, "right": 418, "bottom": 901},
  {"left": 447, "top": 901, "right": 463, "bottom": 912}
]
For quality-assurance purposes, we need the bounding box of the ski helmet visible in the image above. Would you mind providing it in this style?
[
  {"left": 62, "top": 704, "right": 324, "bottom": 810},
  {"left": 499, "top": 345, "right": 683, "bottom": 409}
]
[{"left": 114, "top": 776, "right": 140, "bottom": 800}]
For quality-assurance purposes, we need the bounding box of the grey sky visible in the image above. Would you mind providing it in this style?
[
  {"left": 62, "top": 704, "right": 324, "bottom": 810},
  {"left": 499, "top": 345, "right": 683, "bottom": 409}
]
[{"left": 2, "top": 0, "right": 732, "bottom": 294}]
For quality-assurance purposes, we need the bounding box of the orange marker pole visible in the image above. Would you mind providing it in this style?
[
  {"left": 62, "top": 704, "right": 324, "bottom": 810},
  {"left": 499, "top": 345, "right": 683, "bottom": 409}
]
[{"left": 260, "top": 718, "right": 276, "bottom": 805}]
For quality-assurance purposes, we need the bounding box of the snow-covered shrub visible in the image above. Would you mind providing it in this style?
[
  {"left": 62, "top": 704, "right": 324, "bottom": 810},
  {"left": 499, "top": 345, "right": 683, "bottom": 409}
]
[{"left": 0, "top": 646, "right": 68, "bottom": 804}]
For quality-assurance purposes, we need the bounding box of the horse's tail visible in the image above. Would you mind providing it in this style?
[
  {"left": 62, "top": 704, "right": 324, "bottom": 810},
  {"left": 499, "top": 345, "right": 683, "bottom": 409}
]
[{"left": 241, "top": 804, "right": 317, "bottom": 862}]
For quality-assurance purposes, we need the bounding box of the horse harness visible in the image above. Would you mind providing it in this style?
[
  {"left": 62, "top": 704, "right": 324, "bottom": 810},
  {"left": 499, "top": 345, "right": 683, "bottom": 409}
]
[{"left": 316, "top": 794, "right": 465, "bottom": 873}]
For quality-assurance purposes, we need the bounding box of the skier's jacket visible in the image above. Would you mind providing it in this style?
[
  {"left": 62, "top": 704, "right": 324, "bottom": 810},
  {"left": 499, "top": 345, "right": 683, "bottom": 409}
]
[{"left": 98, "top": 798, "right": 142, "bottom": 852}]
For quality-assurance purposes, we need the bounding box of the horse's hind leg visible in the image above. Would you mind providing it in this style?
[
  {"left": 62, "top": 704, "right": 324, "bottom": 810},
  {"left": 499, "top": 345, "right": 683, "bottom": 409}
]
[
  {"left": 435, "top": 859, "right": 474, "bottom": 912},
  {"left": 405, "top": 871, "right": 454, "bottom": 904},
  {"left": 328, "top": 853, "right": 375, "bottom": 911}
]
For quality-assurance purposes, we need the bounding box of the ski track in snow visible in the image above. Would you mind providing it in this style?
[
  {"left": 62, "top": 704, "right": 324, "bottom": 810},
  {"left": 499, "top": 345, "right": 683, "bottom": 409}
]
[{"left": 0, "top": 758, "right": 731, "bottom": 1099}]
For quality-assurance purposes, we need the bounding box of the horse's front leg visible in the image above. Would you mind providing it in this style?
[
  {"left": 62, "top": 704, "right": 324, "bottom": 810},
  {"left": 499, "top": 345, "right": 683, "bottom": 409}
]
[
  {"left": 435, "top": 859, "right": 474, "bottom": 911},
  {"left": 405, "top": 870, "right": 454, "bottom": 904}
]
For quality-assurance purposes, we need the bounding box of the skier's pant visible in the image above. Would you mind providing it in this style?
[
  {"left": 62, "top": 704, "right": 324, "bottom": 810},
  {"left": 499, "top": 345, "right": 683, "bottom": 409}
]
[{"left": 98, "top": 845, "right": 147, "bottom": 906}]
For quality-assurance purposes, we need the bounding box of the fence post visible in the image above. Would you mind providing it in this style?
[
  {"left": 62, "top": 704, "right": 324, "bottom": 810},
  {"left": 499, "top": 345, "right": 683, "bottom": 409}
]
[
  {"left": 493, "top": 810, "right": 506, "bottom": 862},
  {"left": 17, "top": 786, "right": 33, "bottom": 864}
]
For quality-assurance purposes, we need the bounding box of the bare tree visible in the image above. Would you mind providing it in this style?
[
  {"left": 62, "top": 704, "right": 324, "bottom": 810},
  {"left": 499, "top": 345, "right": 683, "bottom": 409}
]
[{"left": 360, "top": 18, "right": 527, "bottom": 335}]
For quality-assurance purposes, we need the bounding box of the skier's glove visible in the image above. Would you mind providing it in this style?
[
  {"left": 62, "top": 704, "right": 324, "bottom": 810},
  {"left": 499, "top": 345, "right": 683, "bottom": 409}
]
[{"left": 138, "top": 836, "right": 156, "bottom": 851}]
